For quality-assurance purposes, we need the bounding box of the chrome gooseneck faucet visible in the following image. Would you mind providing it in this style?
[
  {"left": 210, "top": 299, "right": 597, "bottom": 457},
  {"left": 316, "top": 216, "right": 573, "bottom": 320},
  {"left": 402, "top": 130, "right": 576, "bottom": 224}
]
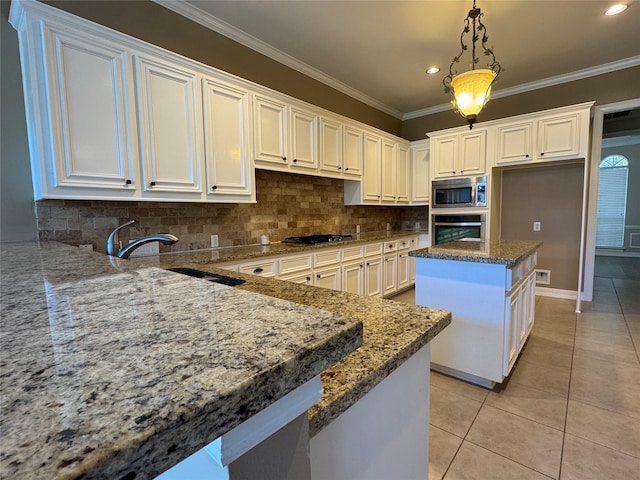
[{"left": 106, "top": 220, "right": 179, "bottom": 259}]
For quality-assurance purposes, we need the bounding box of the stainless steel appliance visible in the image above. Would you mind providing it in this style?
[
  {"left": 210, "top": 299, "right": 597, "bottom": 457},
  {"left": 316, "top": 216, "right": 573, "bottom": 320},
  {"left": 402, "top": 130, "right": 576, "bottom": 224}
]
[
  {"left": 432, "top": 176, "right": 487, "bottom": 208},
  {"left": 432, "top": 214, "right": 486, "bottom": 245}
]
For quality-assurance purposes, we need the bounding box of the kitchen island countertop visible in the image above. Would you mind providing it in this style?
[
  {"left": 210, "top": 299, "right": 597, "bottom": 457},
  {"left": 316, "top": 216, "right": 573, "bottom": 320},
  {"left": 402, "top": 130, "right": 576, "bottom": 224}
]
[{"left": 409, "top": 239, "right": 543, "bottom": 265}]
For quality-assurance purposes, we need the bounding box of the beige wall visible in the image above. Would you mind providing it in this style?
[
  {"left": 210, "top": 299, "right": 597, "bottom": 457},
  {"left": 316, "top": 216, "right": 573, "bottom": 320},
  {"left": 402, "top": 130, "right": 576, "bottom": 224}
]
[
  {"left": 499, "top": 163, "right": 585, "bottom": 291},
  {"left": 403, "top": 67, "right": 640, "bottom": 140}
]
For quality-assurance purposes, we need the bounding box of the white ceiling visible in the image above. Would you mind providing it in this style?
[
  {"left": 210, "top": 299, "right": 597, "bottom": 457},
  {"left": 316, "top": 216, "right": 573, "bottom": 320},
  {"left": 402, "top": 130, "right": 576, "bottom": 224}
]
[{"left": 159, "top": 1, "right": 640, "bottom": 119}]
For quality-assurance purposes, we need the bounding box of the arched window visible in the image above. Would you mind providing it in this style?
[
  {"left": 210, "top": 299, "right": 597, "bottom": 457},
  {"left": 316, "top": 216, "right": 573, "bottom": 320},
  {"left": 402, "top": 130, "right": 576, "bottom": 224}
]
[{"left": 596, "top": 155, "right": 629, "bottom": 248}]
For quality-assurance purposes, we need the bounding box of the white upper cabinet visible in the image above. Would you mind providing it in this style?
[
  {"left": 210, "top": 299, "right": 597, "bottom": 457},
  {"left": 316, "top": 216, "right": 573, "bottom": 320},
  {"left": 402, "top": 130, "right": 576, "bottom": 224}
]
[
  {"left": 493, "top": 104, "right": 591, "bottom": 167},
  {"left": 134, "top": 55, "right": 203, "bottom": 195},
  {"left": 381, "top": 140, "right": 396, "bottom": 202},
  {"left": 496, "top": 122, "right": 533, "bottom": 164},
  {"left": 395, "top": 144, "right": 410, "bottom": 203},
  {"left": 253, "top": 94, "right": 289, "bottom": 168},
  {"left": 319, "top": 117, "right": 343, "bottom": 175},
  {"left": 410, "top": 140, "right": 430, "bottom": 204},
  {"left": 362, "top": 133, "right": 382, "bottom": 203},
  {"left": 202, "top": 77, "right": 254, "bottom": 201},
  {"left": 289, "top": 106, "right": 318, "bottom": 171},
  {"left": 342, "top": 125, "right": 363, "bottom": 178},
  {"left": 431, "top": 129, "right": 486, "bottom": 179},
  {"left": 19, "top": 20, "right": 138, "bottom": 199}
]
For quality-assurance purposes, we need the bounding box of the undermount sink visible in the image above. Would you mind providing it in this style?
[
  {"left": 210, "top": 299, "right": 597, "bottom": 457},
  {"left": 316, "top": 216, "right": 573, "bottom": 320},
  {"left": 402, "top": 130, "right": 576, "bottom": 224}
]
[{"left": 166, "top": 267, "right": 246, "bottom": 286}]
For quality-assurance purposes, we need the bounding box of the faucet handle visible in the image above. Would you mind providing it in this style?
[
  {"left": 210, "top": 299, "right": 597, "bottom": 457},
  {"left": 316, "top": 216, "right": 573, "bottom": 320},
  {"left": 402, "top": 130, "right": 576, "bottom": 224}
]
[{"left": 107, "top": 220, "right": 136, "bottom": 256}]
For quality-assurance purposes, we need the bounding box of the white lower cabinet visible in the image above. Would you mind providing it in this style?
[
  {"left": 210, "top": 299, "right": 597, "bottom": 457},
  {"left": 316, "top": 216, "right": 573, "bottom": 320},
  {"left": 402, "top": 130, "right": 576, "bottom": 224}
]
[
  {"left": 342, "top": 261, "right": 365, "bottom": 295},
  {"left": 314, "top": 266, "right": 341, "bottom": 290},
  {"left": 364, "top": 256, "right": 383, "bottom": 298},
  {"left": 239, "top": 259, "right": 277, "bottom": 278},
  {"left": 397, "top": 252, "right": 411, "bottom": 291},
  {"left": 383, "top": 253, "right": 397, "bottom": 297}
]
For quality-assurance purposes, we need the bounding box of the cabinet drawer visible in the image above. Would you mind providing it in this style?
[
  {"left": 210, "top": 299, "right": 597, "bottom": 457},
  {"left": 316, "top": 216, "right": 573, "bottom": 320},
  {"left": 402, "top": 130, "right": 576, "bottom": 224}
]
[
  {"left": 397, "top": 238, "right": 412, "bottom": 251},
  {"left": 279, "top": 254, "right": 313, "bottom": 276},
  {"left": 364, "top": 242, "right": 383, "bottom": 257},
  {"left": 383, "top": 241, "right": 397, "bottom": 253},
  {"left": 342, "top": 246, "right": 364, "bottom": 262},
  {"left": 217, "top": 263, "right": 239, "bottom": 272},
  {"left": 314, "top": 249, "right": 341, "bottom": 268},
  {"left": 240, "top": 260, "right": 277, "bottom": 277}
]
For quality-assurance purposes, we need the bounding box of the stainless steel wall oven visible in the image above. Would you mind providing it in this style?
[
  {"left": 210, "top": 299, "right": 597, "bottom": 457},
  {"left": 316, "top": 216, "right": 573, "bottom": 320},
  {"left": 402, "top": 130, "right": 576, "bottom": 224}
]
[{"left": 432, "top": 214, "right": 486, "bottom": 245}]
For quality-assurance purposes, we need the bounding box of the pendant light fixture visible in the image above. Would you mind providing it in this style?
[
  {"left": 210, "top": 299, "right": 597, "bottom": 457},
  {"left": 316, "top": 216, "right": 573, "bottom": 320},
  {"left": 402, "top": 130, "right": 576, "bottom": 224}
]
[{"left": 442, "top": 0, "right": 502, "bottom": 129}]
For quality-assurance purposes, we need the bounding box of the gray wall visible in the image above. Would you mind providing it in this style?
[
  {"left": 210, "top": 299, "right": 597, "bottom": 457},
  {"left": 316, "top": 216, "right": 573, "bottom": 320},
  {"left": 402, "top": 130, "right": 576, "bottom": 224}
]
[
  {"left": 1, "top": 0, "right": 36, "bottom": 242},
  {"left": 500, "top": 163, "right": 585, "bottom": 291}
]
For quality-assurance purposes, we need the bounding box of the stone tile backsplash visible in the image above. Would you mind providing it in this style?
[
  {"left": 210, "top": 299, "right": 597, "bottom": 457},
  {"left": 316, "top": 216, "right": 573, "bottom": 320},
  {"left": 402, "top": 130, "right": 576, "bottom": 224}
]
[{"left": 36, "top": 170, "right": 430, "bottom": 254}]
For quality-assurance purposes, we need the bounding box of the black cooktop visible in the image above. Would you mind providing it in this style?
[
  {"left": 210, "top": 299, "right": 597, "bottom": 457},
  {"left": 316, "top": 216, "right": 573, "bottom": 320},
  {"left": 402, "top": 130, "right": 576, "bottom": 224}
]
[{"left": 283, "top": 234, "right": 353, "bottom": 245}]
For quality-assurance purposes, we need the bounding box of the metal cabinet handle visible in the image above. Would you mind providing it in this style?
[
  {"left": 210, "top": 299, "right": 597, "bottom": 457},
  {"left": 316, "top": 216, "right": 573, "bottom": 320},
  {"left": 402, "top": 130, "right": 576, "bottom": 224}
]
[
  {"left": 359, "top": 264, "right": 363, "bottom": 268},
  {"left": 306, "top": 276, "right": 311, "bottom": 282},
  {"left": 125, "top": 179, "right": 132, "bottom": 185},
  {"left": 293, "top": 158, "right": 298, "bottom": 163},
  {"left": 253, "top": 267, "right": 264, "bottom": 274},
  {"left": 149, "top": 181, "right": 156, "bottom": 187},
  {"left": 283, "top": 157, "right": 287, "bottom": 162},
  {"left": 345, "top": 167, "right": 349, "bottom": 171},
  {"left": 211, "top": 185, "right": 217, "bottom": 191},
  {"left": 540, "top": 152, "right": 545, "bottom": 156},
  {"left": 316, "top": 274, "right": 321, "bottom": 279},
  {"left": 338, "top": 166, "right": 342, "bottom": 170}
]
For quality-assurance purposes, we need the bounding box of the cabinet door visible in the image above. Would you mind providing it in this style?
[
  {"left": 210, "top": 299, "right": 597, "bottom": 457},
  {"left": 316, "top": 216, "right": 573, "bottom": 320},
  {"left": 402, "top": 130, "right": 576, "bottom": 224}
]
[
  {"left": 411, "top": 143, "right": 430, "bottom": 203},
  {"left": 364, "top": 256, "right": 383, "bottom": 297},
  {"left": 319, "top": 117, "right": 343, "bottom": 175},
  {"left": 383, "top": 253, "right": 398, "bottom": 296},
  {"left": 253, "top": 94, "right": 288, "bottom": 167},
  {"left": 432, "top": 135, "right": 458, "bottom": 179},
  {"left": 135, "top": 55, "right": 202, "bottom": 193},
  {"left": 523, "top": 272, "right": 536, "bottom": 336},
  {"left": 342, "top": 125, "right": 363, "bottom": 178},
  {"left": 342, "top": 261, "right": 364, "bottom": 295},
  {"left": 314, "top": 266, "right": 341, "bottom": 290},
  {"left": 363, "top": 133, "right": 382, "bottom": 202},
  {"left": 381, "top": 140, "right": 396, "bottom": 202},
  {"left": 396, "top": 144, "right": 410, "bottom": 203},
  {"left": 43, "top": 27, "right": 136, "bottom": 191},
  {"left": 290, "top": 107, "right": 318, "bottom": 170},
  {"left": 202, "top": 78, "right": 253, "bottom": 198},
  {"left": 496, "top": 122, "right": 533, "bottom": 165},
  {"left": 537, "top": 113, "right": 580, "bottom": 160},
  {"left": 459, "top": 130, "right": 486, "bottom": 175},
  {"left": 397, "top": 252, "right": 410, "bottom": 290},
  {"left": 503, "top": 286, "right": 522, "bottom": 376}
]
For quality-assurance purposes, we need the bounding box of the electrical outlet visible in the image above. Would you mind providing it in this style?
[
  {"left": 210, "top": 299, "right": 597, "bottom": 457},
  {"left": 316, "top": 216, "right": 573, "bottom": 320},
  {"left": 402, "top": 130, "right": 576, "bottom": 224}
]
[
  {"left": 533, "top": 221, "right": 541, "bottom": 232},
  {"left": 210, "top": 235, "right": 219, "bottom": 248},
  {"left": 535, "top": 269, "right": 551, "bottom": 285}
]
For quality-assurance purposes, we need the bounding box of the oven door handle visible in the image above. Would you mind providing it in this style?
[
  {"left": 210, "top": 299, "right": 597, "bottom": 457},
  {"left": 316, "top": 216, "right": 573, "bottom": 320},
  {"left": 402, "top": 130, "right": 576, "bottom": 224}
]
[{"left": 433, "top": 222, "right": 482, "bottom": 227}]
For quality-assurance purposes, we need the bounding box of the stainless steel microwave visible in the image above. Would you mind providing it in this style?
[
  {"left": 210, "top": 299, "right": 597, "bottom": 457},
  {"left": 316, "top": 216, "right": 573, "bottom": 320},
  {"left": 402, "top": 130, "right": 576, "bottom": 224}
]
[{"left": 432, "top": 176, "right": 487, "bottom": 208}]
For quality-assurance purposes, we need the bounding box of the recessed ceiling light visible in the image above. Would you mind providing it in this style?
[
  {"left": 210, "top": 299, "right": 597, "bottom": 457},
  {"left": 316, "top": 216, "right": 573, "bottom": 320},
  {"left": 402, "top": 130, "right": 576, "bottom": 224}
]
[
  {"left": 605, "top": 3, "right": 628, "bottom": 15},
  {"left": 426, "top": 66, "right": 440, "bottom": 75}
]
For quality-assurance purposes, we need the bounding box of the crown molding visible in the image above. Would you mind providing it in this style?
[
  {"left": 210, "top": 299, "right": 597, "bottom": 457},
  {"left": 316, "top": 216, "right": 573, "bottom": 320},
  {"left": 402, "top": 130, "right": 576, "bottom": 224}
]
[
  {"left": 153, "top": 1, "right": 639, "bottom": 123},
  {"left": 153, "top": 0, "right": 404, "bottom": 119},
  {"left": 403, "top": 56, "right": 640, "bottom": 120}
]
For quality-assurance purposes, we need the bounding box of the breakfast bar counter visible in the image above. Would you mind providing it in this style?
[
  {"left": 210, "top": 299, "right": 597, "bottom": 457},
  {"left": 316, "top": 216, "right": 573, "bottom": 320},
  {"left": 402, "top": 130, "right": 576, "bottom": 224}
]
[{"left": 0, "top": 241, "right": 449, "bottom": 479}]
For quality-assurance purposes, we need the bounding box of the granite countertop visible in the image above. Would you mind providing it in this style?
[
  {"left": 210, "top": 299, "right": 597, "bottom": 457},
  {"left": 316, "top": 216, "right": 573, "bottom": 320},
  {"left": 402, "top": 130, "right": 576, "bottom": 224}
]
[
  {"left": 409, "top": 239, "right": 542, "bottom": 266},
  {"left": 165, "top": 230, "right": 424, "bottom": 265},
  {"left": 0, "top": 242, "right": 363, "bottom": 479}
]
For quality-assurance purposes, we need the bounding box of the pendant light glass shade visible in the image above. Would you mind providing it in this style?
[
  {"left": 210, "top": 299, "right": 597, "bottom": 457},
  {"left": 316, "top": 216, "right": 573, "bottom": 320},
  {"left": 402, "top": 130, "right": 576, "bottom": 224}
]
[{"left": 449, "top": 69, "right": 496, "bottom": 118}]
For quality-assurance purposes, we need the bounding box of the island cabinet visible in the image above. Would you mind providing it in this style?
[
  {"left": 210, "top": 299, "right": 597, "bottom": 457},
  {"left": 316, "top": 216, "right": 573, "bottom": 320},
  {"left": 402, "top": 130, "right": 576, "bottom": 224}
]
[{"left": 411, "top": 240, "right": 541, "bottom": 387}]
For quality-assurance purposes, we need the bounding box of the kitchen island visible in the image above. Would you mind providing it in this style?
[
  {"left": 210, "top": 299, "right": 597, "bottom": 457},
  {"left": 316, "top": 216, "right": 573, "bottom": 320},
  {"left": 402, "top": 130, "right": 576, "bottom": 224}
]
[
  {"left": 0, "top": 240, "right": 449, "bottom": 479},
  {"left": 410, "top": 239, "right": 542, "bottom": 387}
]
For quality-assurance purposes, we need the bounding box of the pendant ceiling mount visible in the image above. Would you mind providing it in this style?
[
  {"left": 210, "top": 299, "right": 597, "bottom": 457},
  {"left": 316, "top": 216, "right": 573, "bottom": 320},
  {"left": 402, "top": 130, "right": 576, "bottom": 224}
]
[{"left": 442, "top": 0, "right": 503, "bottom": 129}]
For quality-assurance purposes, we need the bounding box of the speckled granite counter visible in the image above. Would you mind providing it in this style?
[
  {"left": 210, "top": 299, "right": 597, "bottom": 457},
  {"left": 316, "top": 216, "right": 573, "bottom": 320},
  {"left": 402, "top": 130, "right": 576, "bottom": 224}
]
[
  {"left": 165, "top": 230, "right": 424, "bottom": 265},
  {"left": 0, "top": 242, "right": 363, "bottom": 479},
  {"left": 409, "top": 239, "right": 543, "bottom": 265}
]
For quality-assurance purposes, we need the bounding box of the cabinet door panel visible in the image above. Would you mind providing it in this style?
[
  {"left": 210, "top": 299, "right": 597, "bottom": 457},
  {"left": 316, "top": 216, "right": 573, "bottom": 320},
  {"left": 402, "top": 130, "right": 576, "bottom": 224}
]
[
  {"left": 45, "top": 27, "right": 135, "bottom": 189},
  {"left": 396, "top": 144, "right": 410, "bottom": 202},
  {"left": 202, "top": 79, "right": 252, "bottom": 197},
  {"left": 319, "top": 118, "right": 342, "bottom": 174},
  {"left": 381, "top": 140, "right": 396, "bottom": 202},
  {"left": 397, "top": 252, "right": 410, "bottom": 290},
  {"left": 432, "top": 135, "right": 458, "bottom": 178},
  {"left": 342, "top": 261, "right": 364, "bottom": 295},
  {"left": 497, "top": 123, "right": 533, "bottom": 164},
  {"left": 365, "top": 256, "right": 383, "bottom": 297},
  {"left": 135, "top": 56, "right": 202, "bottom": 192},
  {"left": 459, "top": 130, "right": 486, "bottom": 175},
  {"left": 363, "top": 134, "right": 382, "bottom": 202},
  {"left": 342, "top": 126, "right": 363, "bottom": 177},
  {"left": 315, "top": 266, "right": 341, "bottom": 290},
  {"left": 383, "top": 253, "right": 397, "bottom": 296},
  {"left": 411, "top": 143, "right": 430, "bottom": 202},
  {"left": 538, "top": 114, "right": 579, "bottom": 159},
  {"left": 290, "top": 107, "right": 318, "bottom": 170},
  {"left": 254, "top": 95, "right": 288, "bottom": 166}
]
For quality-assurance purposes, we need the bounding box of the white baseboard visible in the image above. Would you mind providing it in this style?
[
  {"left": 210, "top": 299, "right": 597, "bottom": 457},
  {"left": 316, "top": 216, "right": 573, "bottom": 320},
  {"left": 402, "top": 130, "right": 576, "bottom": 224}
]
[{"left": 535, "top": 286, "right": 578, "bottom": 300}]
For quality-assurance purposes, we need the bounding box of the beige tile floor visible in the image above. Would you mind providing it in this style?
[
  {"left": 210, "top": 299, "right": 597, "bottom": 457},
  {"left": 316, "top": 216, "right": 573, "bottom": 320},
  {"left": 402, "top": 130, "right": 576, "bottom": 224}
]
[{"left": 390, "top": 256, "right": 640, "bottom": 480}]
